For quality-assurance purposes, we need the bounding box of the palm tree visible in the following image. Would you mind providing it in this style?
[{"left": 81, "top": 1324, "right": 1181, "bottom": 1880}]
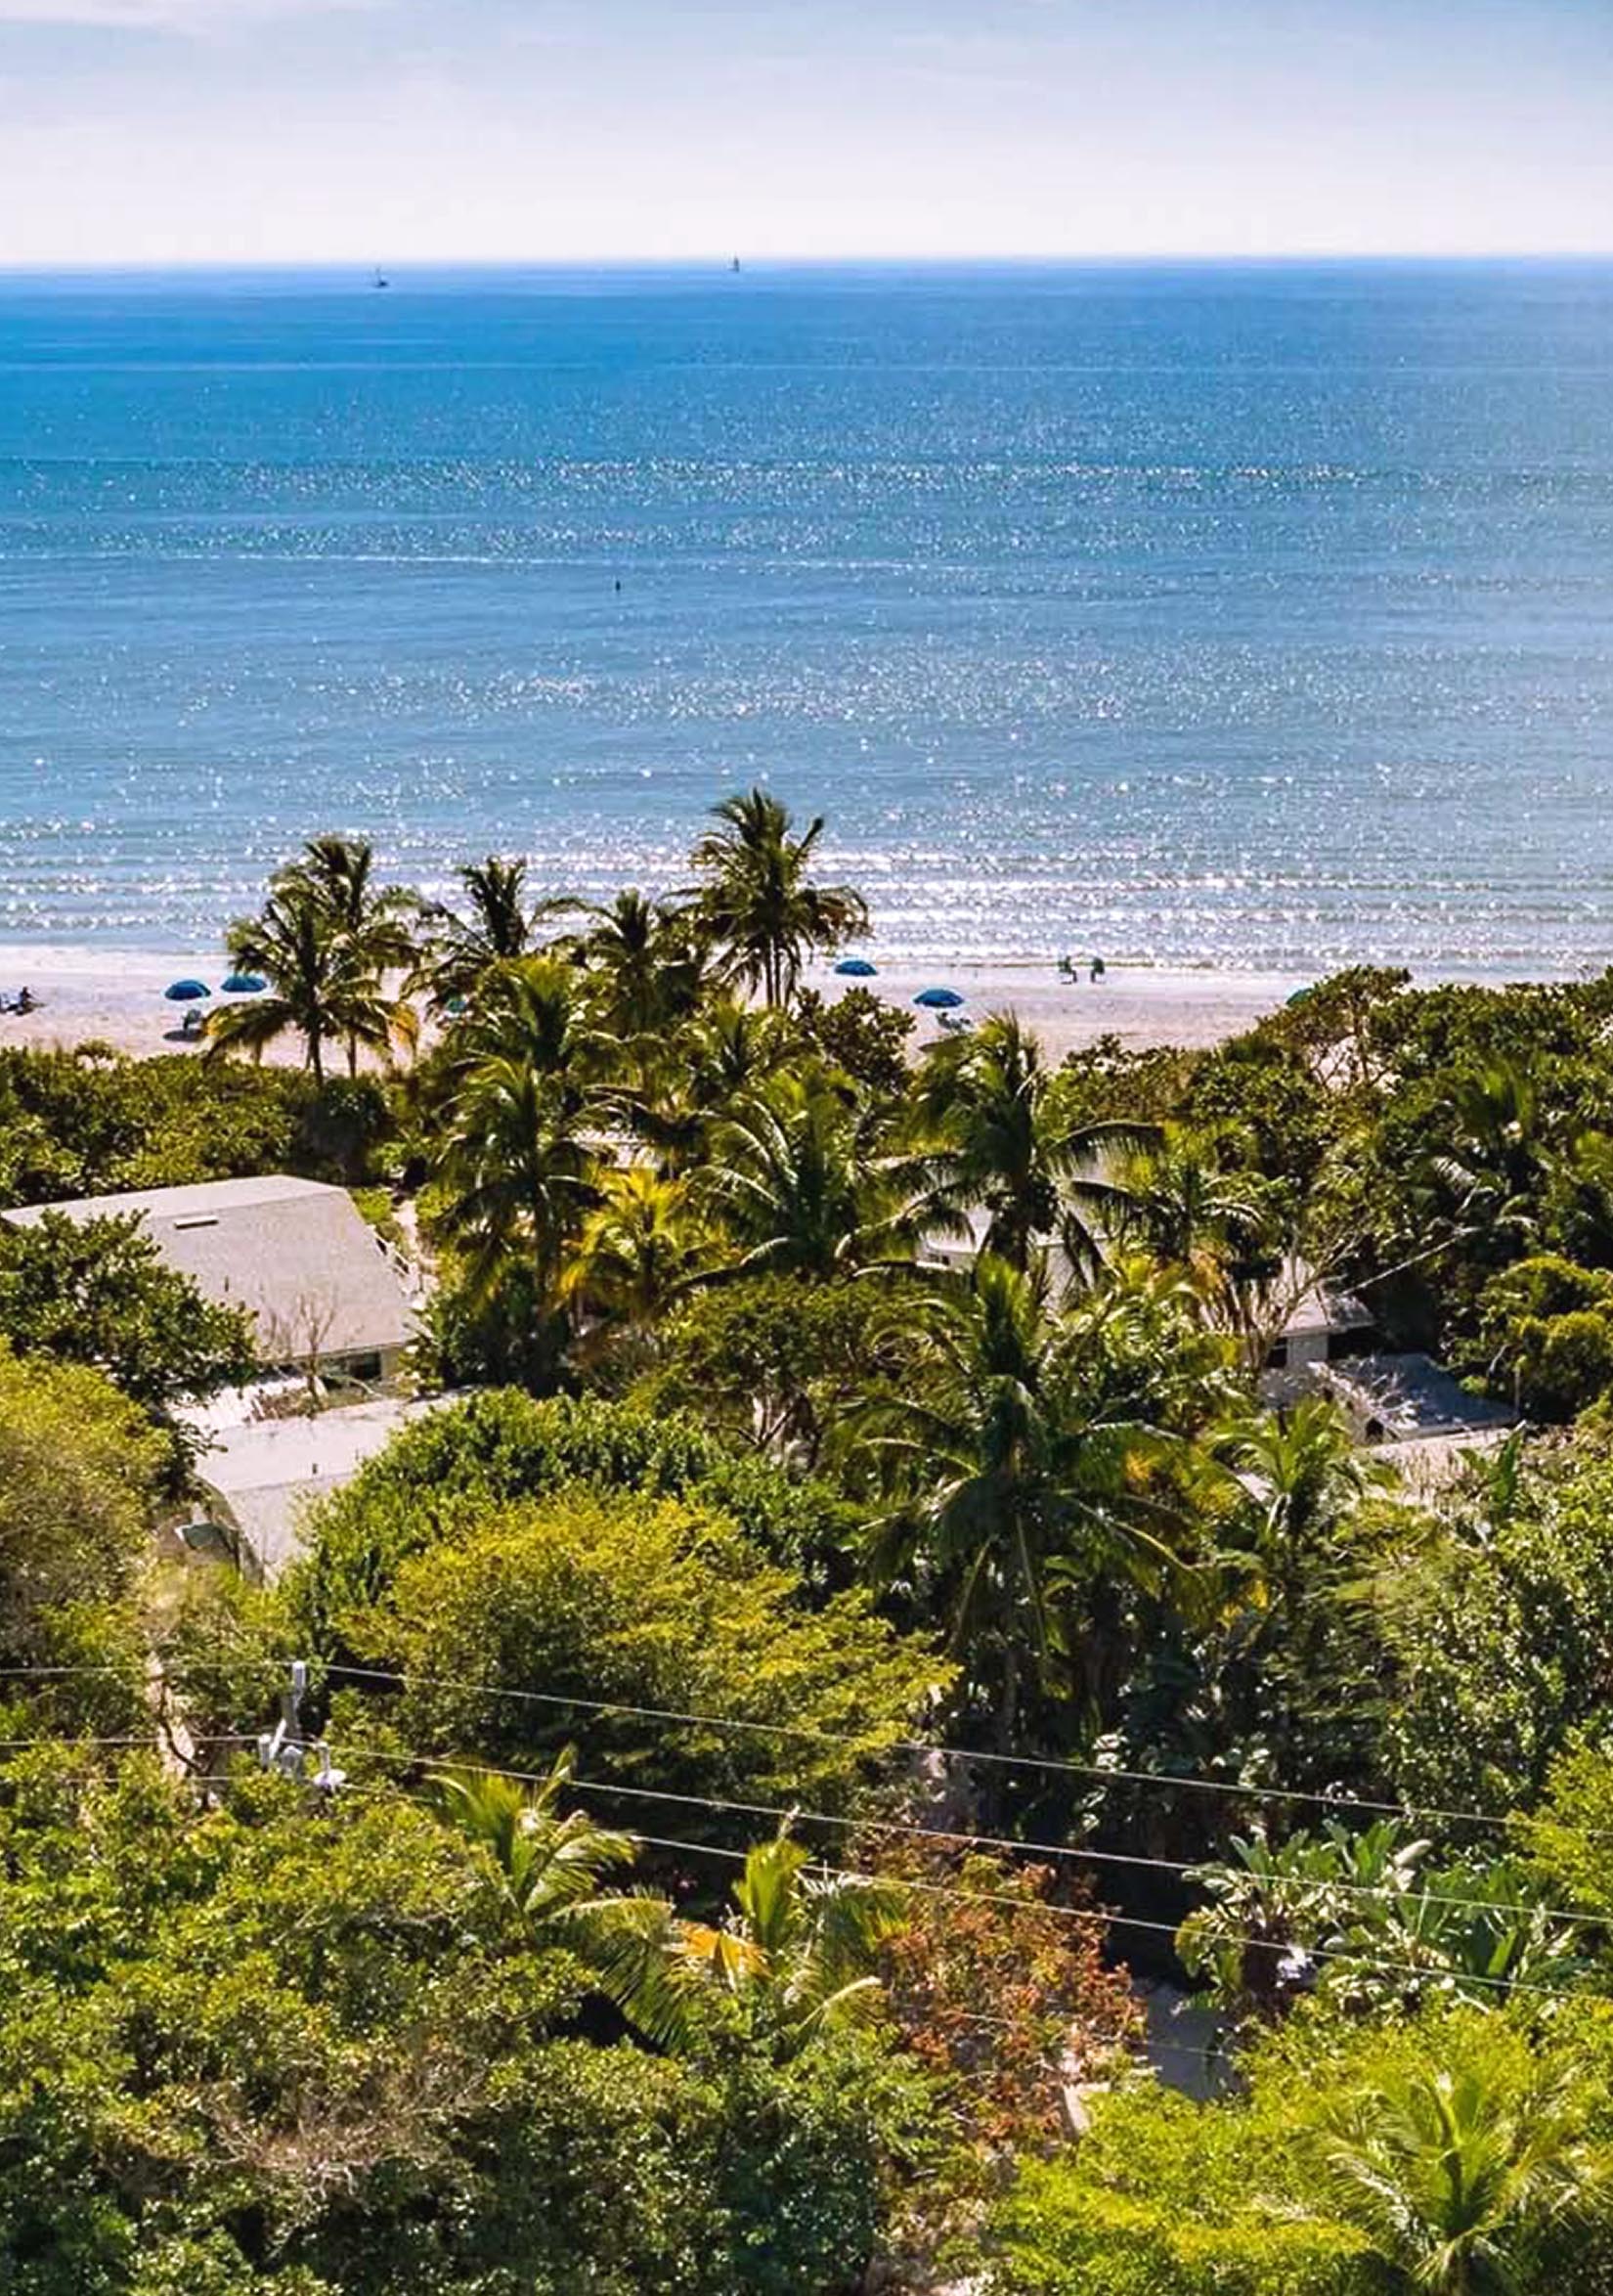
[
  {"left": 1119, "top": 1131, "right": 1269, "bottom": 1271},
  {"left": 568, "top": 889, "right": 710, "bottom": 1043},
  {"left": 1423, "top": 1059, "right": 1551, "bottom": 1250},
  {"left": 435, "top": 1055, "right": 603, "bottom": 1308},
  {"left": 430, "top": 960, "right": 612, "bottom": 1288},
  {"left": 275, "top": 833, "right": 417, "bottom": 1075},
  {"left": 688, "top": 998, "right": 796, "bottom": 1103},
  {"left": 1213, "top": 1395, "right": 1385, "bottom": 1611},
  {"left": 442, "top": 951, "right": 612, "bottom": 1091},
  {"left": 561, "top": 1167, "right": 712, "bottom": 1348},
  {"left": 436, "top": 1752, "right": 639, "bottom": 1936},
  {"left": 207, "top": 880, "right": 407, "bottom": 1082},
  {"left": 414, "top": 856, "right": 563, "bottom": 1015},
  {"left": 912, "top": 1013, "right": 1157, "bottom": 1277},
  {"left": 688, "top": 788, "right": 869, "bottom": 1006},
  {"left": 627, "top": 999, "right": 798, "bottom": 1175},
  {"left": 591, "top": 1831, "right": 903, "bottom": 2056},
  {"left": 851, "top": 1254, "right": 1202, "bottom": 1746},
  {"left": 1317, "top": 2058, "right": 1611, "bottom": 2292},
  {"left": 438, "top": 1768, "right": 900, "bottom": 2060},
  {"left": 699, "top": 1073, "right": 919, "bottom": 1280}
]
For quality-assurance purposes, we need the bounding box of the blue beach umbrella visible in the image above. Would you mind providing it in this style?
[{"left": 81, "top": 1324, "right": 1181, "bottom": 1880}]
[
  {"left": 913, "top": 986, "right": 965, "bottom": 1010},
  {"left": 835, "top": 957, "right": 878, "bottom": 977},
  {"left": 221, "top": 971, "right": 267, "bottom": 994},
  {"left": 163, "top": 978, "right": 211, "bottom": 1002}
]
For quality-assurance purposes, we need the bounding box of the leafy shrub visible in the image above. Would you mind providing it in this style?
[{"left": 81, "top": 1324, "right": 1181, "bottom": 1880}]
[
  {"left": 0, "top": 1758, "right": 935, "bottom": 2296},
  {"left": 366, "top": 1488, "right": 944, "bottom": 1833},
  {"left": 990, "top": 2006, "right": 1613, "bottom": 2296},
  {"left": 1372, "top": 1448, "right": 1613, "bottom": 1812},
  {"left": 991, "top": 2086, "right": 1373, "bottom": 2295},
  {"left": 877, "top": 1842, "right": 1141, "bottom": 2152},
  {"left": 794, "top": 985, "right": 915, "bottom": 1098},
  {"left": 1483, "top": 1256, "right": 1613, "bottom": 1419},
  {"left": 0, "top": 1341, "right": 164, "bottom": 1731},
  {"left": 0, "top": 1212, "right": 255, "bottom": 1456},
  {"left": 0, "top": 1047, "right": 392, "bottom": 1210},
  {"left": 632, "top": 1274, "right": 898, "bottom": 1487},
  {"left": 286, "top": 1388, "right": 863, "bottom": 1646}
]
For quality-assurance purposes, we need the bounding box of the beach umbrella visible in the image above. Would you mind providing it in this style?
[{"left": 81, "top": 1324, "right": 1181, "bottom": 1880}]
[
  {"left": 835, "top": 957, "right": 878, "bottom": 977},
  {"left": 163, "top": 978, "right": 211, "bottom": 1002},
  {"left": 913, "top": 986, "right": 965, "bottom": 1010},
  {"left": 220, "top": 971, "right": 267, "bottom": 995}
]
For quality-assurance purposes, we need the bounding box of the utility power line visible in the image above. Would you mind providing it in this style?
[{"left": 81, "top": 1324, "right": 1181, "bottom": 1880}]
[
  {"left": 321, "top": 1659, "right": 1530, "bottom": 1837},
  {"left": 3, "top": 1741, "right": 1597, "bottom": 2050},
  {"left": 0, "top": 1653, "right": 1562, "bottom": 1839},
  {"left": 351, "top": 1741, "right": 1607, "bottom": 1937}
]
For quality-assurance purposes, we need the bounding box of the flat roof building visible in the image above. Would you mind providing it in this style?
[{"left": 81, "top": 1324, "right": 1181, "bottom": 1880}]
[
  {"left": 1268, "top": 1268, "right": 1376, "bottom": 1374},
  {"left": 195, "top": 1391, "right": 457, "bottom": 1578}
]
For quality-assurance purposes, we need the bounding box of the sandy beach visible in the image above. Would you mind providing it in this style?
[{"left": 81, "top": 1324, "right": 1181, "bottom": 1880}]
[
  {"left": 0, "top": 942, "right": 1310, "bottom": 1064},
  {"left": 812, "top": 959, "right": 1310, "bottom": 1058}
]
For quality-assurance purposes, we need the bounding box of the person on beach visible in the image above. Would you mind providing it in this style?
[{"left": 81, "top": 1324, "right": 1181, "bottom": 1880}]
[{"left": 1090, "top": 955, "right": 1106, "bottom": 983}]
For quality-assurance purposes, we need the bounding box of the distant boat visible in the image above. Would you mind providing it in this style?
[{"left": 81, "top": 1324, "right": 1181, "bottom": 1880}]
[
  {"left": 730, "top": 255, "right": 741, "bottom": 274},
  {"left": 373, "top": 268, "right": 390, "bottom": 290}
]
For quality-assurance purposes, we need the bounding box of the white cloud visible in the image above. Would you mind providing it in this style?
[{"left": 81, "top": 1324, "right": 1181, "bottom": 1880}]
[{"left": 0, "top": 0, "right": 377, "bottom": 26}]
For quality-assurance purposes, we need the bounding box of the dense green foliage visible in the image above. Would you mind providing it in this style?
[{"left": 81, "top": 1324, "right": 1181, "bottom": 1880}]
[
  {"left": 0, "top": 1754, "right": 934, "bottom": 2295},
  {"left": 0, "top": 1212, "right": 256, "bottom": 1464},
  {"left": 0, "top": 1342, "right": 162, "bottom": 1707},
  {"left": 992, "top": 2008, "right": 1613, "bottom": 2295},
  {"left": 285, "top": 1396, "right": 942, "bottom": 1833},
  {"left": 0, "top": 1044, "right": 393, "bottom": 1204},
  {"left": 286, "top": 1387, "right": 863, "bottom": 1620},
  {"left": 21, "top": 808, "right": 1613, "bottom": 2284}
]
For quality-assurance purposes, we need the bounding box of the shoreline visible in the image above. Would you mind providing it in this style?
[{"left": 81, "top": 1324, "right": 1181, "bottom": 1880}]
[{"left": 0, "top": 942, "right": 1602, "bottom": 1064}]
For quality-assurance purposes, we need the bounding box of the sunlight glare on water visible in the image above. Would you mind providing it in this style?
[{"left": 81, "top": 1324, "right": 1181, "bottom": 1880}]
[{"left": 1, "top": 260, "right": 1611, "bottom": 967}]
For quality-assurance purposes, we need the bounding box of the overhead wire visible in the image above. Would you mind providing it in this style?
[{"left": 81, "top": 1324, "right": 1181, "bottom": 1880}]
[
  {"left": 0, "top": 1651, "right": 1570, "bottom": 1840},
  {"left": 1, "top": 1726, "right": 1583, "bottom": 2014},
  {"left": 345, "top": 1740, "right": 1608, "bottom": 1937},
  {"left": 271, "top": 1779, "right": 1583, "bottom": 2040},
  {"left": 319, "top": 1658, "right": 1532, "bottom": 1836},
  {"left": 2, "top": 1738, "right": 1594, "bottom": 2061}
]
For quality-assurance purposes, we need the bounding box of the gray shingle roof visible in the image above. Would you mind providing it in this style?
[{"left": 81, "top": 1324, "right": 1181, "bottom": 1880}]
[{"left": 3, "top": 1174, "right": 414, "bottom": 1363}]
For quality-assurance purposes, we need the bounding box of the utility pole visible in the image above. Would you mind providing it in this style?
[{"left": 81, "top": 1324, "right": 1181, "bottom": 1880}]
[{"left": 257, "top": 1660, "right": 346, "bottom": 1794}]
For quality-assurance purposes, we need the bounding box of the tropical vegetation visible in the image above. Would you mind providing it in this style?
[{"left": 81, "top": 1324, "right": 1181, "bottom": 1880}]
[{"left": 13, "top": 805, "right": 1613, "bottom": 2284}]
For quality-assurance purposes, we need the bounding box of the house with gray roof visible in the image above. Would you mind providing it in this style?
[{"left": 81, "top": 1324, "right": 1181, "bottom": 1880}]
[
  {"left": 194, "top": 1391, "right": 457, "bottom": 1578},
  {"left": 3, "top": 1173, "right": 417, "bottom": 1385}
]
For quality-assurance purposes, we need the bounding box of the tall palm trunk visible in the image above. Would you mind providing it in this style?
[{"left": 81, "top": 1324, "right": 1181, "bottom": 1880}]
[{"left": 993, "top": 1636, "right": 1022, "bottom": 1756}]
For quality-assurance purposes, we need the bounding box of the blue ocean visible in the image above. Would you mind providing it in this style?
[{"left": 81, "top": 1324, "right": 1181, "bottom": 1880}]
[{"left": 3, "top": 260, "right": 1612, "bottom": 969}]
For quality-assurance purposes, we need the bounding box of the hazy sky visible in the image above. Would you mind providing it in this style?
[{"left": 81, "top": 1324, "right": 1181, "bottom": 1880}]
[{"left": 4, "top": 0, "right": 1611, "bottom": 265}]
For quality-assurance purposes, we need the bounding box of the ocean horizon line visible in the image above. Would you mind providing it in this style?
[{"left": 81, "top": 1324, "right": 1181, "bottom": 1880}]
[{"left": 4, "top": 251, "right": 1613, "bottom": 284}]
